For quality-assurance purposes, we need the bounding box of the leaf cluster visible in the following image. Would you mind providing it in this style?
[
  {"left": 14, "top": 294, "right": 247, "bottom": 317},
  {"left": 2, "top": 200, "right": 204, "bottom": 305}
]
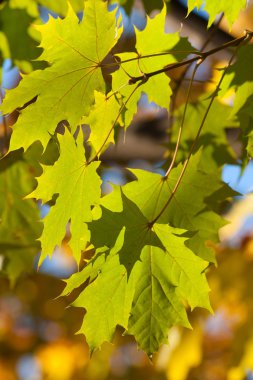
[{"left": 0, "top": 0, "right": 252, "bottom": 355}]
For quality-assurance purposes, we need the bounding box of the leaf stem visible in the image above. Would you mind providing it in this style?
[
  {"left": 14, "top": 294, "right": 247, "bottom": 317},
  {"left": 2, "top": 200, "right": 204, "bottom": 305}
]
[
  {"left": 165, "top": 59, "right": 201, "bottom": 178},
  {"left": 166, "top": 13, "right": 224, "bottom": 160},
  {"left": 0, "top": 88, "right": 9, "bottom": 155}
]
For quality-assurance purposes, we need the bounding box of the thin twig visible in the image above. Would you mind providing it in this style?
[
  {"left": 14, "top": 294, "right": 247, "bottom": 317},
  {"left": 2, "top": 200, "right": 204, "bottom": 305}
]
[
  {"left": 128, "top": 31, "right": 253, "bottom": 85},
  {"left": 200, "top": 13, "right": 225, "bottom": 52},
  {"left": 0, "top": 88, "right": 9, "bottom": 155},
  {"left": 165, "top": 59, "right": 202, "bottom": 178},
  {"left": 167, "top": 13, "right": 224, "bottom": 144},
  {"left": 102, "top": 50, "right": 202, "bottom": 69}
]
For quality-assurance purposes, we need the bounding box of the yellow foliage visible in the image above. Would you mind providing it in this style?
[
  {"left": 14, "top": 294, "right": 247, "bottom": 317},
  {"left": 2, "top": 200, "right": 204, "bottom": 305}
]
[
  {"left": 166, "top": 327, "right": 202, "bottom": 380},
  {"left": 37, "top": 341, "right": 87, "bottom": 380}
]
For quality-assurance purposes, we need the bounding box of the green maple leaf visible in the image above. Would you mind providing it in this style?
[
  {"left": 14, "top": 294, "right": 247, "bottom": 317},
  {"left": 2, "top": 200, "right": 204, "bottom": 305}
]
[
  {"left": 0, "top": 151, "right": 42, "bottom": 285},
  {"left": 63, "top": 187, "right": 210, "bottom": 354},
  {"left": 82, "top": 91, "right": 123, "bottom": 156},
  {"left": 74, "top": 250, "right": 137, "bottom": 353},
  {"left": 187, "top": 0, "right": 247, "bottom": 28},
  {"left": 230, "top": 91, "right": 253, "bottom": 159},
  {"left": 170, "top": 99, "right": 239, "bottom": 170},
  {"left": 0, "top": 1, "right": 41, "bottom": 71},
  {"left": 112, "top": 6, "right": 191, "bottom": 126},
  {"left": 1, "top": 0, "right": 122, "bottom": 152},
  {"left": 28, "top": 129, "right": 102, "bottom": 263},
  {"left": 220, "top": 45, "right": 253, "bottom": 158},
  {"left": 128, "top": 223, "right": 210, "bottom": 354},
  {"left": 120, "top": 153, "right": 231, "bottom": 262}
]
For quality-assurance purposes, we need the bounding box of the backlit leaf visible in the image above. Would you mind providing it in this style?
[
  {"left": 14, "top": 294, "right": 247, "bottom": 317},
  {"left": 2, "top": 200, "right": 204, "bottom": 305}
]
[
  {"left": 1, "top": 0, "right": 122, "bottom": 152},
  {"left": 0, "top": 151, "right": 41, "bottom": 284},
  {"left": 64, "top": 185, "right": 210, "bottom": 354},
  {"left": 28, "top": 129, "right": 102, "bottom": 263},
  {"left": 112, "top": 6, "right": 191, "bottom": 126},
  {"left": 121, "top": 153, "right": 230, "bottom": 262},
  {"left": 0, "top": 1, "right": 41, "bottom": 71},
  {"left": 83, "top": 91, "right": 123, "bottom": 156}
]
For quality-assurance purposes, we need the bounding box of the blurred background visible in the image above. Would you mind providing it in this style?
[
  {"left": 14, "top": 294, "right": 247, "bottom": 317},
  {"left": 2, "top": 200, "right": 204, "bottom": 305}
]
[{"left": 1, "top": 0, "right": 253, "bottom": 379}]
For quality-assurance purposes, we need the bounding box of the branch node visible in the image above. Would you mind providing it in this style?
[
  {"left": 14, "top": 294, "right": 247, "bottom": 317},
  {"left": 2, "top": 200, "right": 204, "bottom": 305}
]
[{"left": 128, "top": 77, "right": 137, "bottom": 85}]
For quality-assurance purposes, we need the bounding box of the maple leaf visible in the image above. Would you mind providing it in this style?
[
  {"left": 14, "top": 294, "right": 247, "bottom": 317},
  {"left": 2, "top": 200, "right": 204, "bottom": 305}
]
[
  {"left": 63, "top": 188, "right": 210, "bottom": 354},
  {"left": 0, "top": 1, "right": 41, "bottom": 71},
  {"left": 170, "top": 99, "right": 239, "bottom": 170},
  {"left": 112, "top": 6, "right": 192, "bottom": 126},
  {"left": 187, "top": 0, "right": 247, "bottom": 28},
  {"left": 221, "top": 45, "right": 253, "bottom": 158},
  {"left": 0, "top": 151, "right": 41, "bottom": 285},
  {"left": 1, "top": 0, "right": 122, "bottom": 152},
  {"left": 82, "top": 91, "right": 123, "bottom": 156},
  {"left": 119, "top": 153, "right": 231, "bottom": 262},
  {"left": 128, "top": 223, "right": 210, "bottom": 355},
  {"left": 0, "top": 0, "right": 250, "bottom": 358},
  {"left": 74, "top": 251, "right": 137, "bottom": 353},
  {"left": 28, "top": 129, "right": 102, "bottom": 263}
]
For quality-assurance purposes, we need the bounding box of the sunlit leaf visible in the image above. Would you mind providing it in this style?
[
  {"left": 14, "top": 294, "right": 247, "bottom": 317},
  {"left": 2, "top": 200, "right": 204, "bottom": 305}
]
[
  {"left": 112, "top": 6, "right": 191, "bottom": 126},
  {"left": 64, "top": 183, "right": 210, "bottom": 354},
  {"left": 28, "top": 129, "right": 101, "bottom": 263},
  {"left": 1, "top": 0, "right": 122, "bottom": 152}
]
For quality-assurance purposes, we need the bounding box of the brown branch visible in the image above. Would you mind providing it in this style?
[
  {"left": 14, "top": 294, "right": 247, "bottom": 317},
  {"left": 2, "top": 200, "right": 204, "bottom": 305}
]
[{"left": 128, "top": 31, "right": 253, "bottom": 86}]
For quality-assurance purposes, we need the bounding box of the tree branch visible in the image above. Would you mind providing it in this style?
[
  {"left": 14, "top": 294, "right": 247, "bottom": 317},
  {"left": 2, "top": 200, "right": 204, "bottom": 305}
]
[{"left": 128, "top": 31, "right": 253, "bottom": 86}]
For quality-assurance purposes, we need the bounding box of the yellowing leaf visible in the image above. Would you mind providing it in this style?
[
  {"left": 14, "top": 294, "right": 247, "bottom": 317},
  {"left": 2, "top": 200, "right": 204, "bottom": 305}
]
[
  {"left": 28, "top": 129, "right": 102, "bottom": 263},
  {"left": 2, "top": 0, "right": 122, "bottom": 152},
  {"left": 166, "top": 327, "right": 202, "bottom": 380}
]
